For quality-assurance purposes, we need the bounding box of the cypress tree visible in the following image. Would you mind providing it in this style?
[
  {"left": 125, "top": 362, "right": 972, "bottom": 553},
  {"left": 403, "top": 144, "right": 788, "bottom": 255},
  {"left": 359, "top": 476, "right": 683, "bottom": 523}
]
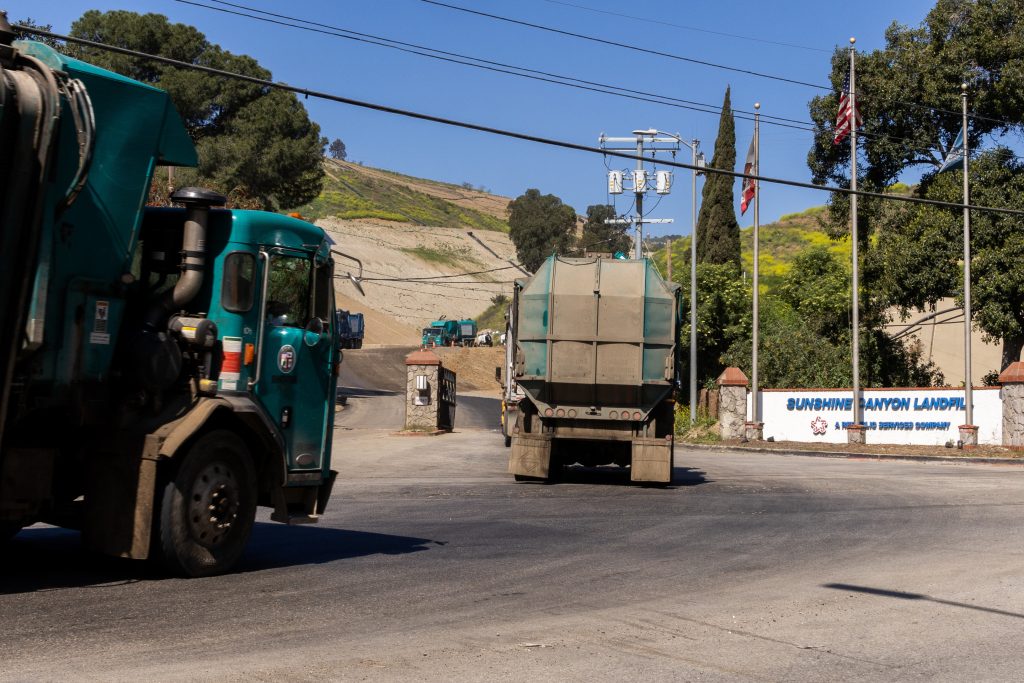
[{"left": 695, "top": 87, "right": 740, "bottom": 268}]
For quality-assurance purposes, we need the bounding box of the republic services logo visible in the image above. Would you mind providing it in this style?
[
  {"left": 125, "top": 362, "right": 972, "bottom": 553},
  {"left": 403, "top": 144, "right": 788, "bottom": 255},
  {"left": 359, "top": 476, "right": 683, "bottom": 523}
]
[{"left": 811, "top": 416, "right": 828, "bottom": 435}]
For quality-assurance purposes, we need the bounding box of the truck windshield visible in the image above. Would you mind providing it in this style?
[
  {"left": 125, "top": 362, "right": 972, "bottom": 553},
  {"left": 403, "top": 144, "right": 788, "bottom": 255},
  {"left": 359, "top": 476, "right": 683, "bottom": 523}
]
[{"left": 422, "top": 328, "right": 438, "bottom": 336}]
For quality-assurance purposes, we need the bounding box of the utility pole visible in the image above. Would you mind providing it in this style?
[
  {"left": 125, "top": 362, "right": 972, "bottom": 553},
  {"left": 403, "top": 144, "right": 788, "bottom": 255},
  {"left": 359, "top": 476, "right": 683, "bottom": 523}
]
[
  {"left": 961, "top": 82, "right": 976, "bottom": 446},
  {"left": 688, "top": 138, "right": 703, "bottom": 426},
  {"left": 599, "top": 129, "right": 681, "bottom": 259},
  {"left": 600, "top": 129, "right": 703, "bottom": 423},
  {"left": 666, "top": 239, "right": 673, "bottom": 281},
  {"left": 634, "top": 134, "right": 645, "bottom": 258}
]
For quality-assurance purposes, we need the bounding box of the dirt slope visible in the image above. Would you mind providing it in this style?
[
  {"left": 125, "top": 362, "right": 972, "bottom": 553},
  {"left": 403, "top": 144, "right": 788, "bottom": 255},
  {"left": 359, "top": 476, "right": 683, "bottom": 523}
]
[{"left": 327, "top": 217, "right": 517, "bottom": 345}]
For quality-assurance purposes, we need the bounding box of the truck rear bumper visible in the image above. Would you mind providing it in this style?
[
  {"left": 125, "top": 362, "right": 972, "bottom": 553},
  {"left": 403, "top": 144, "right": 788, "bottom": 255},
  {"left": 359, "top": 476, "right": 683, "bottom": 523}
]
[{"left": 509, "top": 432, "right": 673, "bottom": 483}]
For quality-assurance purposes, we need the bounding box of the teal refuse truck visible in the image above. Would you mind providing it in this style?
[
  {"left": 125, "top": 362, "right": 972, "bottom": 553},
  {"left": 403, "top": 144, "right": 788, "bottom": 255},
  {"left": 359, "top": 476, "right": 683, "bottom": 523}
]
[
  {"left": 0, "top": 30, "right": 361, "bottom": 575},
  {"left": 506, "top": 256, "right": 681, "bottom": 483},
  {"left": 421, "top": 319, "right": 459, "bottom": 346}
]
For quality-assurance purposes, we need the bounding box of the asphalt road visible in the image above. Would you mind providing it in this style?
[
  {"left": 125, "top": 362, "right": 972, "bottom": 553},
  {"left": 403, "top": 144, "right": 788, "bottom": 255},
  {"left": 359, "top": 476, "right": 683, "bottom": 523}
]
[{"left": 6, "top": 390, "right": 1024, "bottom": 680}]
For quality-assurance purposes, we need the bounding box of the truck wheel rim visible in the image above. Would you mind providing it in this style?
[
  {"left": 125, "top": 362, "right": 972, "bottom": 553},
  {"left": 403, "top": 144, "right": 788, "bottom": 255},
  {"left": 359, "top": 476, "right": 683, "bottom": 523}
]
[{"left": 188, "top": 462, "right": 240, "bottom": 548}]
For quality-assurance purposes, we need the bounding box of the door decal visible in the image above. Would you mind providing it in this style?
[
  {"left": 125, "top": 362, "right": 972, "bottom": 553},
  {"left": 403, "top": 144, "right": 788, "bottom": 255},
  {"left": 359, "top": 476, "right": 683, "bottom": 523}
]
[{"left": 278, "top": 344, "right": 296, "bottom": 373}]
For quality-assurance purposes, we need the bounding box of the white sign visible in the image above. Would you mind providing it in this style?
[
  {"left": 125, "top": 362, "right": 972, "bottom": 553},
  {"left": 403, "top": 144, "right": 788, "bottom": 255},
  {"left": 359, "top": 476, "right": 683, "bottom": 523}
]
[{"left": 752, "top": 388, "right": 1001, "bottom": 446}]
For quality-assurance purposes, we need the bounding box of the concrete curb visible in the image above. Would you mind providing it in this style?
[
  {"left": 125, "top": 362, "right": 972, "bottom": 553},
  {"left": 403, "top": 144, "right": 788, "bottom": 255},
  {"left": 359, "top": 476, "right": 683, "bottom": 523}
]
[{"left": 680, "top": 442, "right": 1024, "bottom": 466}]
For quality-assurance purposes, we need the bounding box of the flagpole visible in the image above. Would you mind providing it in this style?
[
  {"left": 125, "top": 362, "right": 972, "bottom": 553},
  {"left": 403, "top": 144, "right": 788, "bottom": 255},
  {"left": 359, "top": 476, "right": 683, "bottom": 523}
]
[
  {"left": 848, "top": 37, "right": 864, "bottom": 443},
  {"left": 961, "top": 82, "right": 976, "bottom": 445},
  {"left": 751, "top": 103, "right": 761, "bottom": 437},
  {"left": 689, "top": 140, "right": 698, "bottom": 427}
]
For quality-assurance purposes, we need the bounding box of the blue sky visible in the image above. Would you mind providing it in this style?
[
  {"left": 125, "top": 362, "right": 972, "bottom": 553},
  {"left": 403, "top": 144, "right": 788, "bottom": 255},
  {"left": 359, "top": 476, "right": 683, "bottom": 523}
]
[{"left": 11, "top": 0, "right": 940, "bottom": 235}]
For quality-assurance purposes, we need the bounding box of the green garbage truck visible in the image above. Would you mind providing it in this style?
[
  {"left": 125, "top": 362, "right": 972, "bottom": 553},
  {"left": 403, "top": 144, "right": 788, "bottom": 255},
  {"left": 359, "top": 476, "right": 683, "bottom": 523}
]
[
  {"left": 506, "top": 256, "right": 681, "bottom": 483},
  {"left": 0, "top": 29, "right": 357, "bottom": 575}
]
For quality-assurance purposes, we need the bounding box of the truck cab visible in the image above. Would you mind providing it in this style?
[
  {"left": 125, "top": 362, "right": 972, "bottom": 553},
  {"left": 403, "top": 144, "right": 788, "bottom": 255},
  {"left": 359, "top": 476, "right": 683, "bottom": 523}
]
[
  {"left": 0, "top": 36, "right": 349, "bottom": 575},
  {"left": 421, "top": 319, "right": 459, "bottom": 347}
]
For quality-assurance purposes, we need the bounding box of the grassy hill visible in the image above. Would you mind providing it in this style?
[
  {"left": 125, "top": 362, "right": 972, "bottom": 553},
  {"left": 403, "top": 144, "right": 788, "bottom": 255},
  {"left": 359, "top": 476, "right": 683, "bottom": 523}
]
[
  {"left": 653, "top": 205, "right": 852, "bottom": 290},
  {"left": 297, "top": 159, "right": 509, "bottom": 232}
]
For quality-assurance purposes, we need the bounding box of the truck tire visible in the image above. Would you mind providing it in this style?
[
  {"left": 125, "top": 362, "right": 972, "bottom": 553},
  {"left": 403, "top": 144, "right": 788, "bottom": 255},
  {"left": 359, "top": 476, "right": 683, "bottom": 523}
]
[
  {"left": 353, "top": 339, "right": 362, "bottom": 349},
  {"left": 153, "top": 429, "right": 257, "bottom": 577}
]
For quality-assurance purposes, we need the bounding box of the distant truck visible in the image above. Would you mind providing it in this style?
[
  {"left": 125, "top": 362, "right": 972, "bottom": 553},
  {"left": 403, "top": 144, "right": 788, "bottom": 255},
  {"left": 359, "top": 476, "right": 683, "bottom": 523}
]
[
  {"left": 458, "top": 319, "right": 477, "bottom": 346},
  {"left": 422, "top": 319, "right": 459, "bottom": 346},
  {"left": 335, "top": 310, "right": 365, "bottom": 349},
  {"left": 505, "top": 256, "right": 681, "bottom": 483}
]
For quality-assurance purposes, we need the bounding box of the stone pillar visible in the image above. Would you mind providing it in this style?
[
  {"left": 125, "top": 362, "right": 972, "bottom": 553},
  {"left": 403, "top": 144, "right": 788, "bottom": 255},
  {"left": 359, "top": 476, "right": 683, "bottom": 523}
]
[
  {"left": 999, "top": 362, "right": 1024, "bottom": 449},
  {"left": 405, "top": 348, "right": 441, "bottom": 431},
  {"left": 959, "top": 424, "right": 979, "bottom": 447},
  {"left": 847, "top": 423, "right": 867, "bottom": 445},
  {"left": 717, "top": 367, "right": 748, "bottom": 441}
]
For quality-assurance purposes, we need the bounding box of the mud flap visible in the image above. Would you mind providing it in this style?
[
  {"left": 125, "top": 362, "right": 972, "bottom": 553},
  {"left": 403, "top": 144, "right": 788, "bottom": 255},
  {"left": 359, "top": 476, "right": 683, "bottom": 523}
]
[
  {"left": 83, "top": 439, "right": 159, "bottom": 559},
  {"left": 631, "top": 437, "right": 673, "bottom": 483},
  {"left": 509, "top": 432, "right": 552, "bottom": 479}
]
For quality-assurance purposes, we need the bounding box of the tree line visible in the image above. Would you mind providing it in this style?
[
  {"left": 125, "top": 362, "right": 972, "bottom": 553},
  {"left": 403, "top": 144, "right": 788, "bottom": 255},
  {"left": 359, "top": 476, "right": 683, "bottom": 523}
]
[{"left": 16, "top": 11, "right": 332, "bottom": 211}]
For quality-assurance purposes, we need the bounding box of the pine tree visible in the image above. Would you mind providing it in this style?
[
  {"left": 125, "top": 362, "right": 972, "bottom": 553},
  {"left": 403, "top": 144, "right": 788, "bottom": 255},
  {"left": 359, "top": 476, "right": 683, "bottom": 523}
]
[{"left": 695, "top": 87, "right": 740, "bottom": 268}]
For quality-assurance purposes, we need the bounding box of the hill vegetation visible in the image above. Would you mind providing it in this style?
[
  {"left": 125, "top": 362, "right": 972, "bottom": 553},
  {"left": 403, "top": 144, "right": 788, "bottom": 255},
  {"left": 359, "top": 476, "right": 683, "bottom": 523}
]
[
  {"left": 653, "top": 205, "right": 851, "bottom": 291},
  {"left": 297, "top": 159, "right": 508, "bottom": 232}
]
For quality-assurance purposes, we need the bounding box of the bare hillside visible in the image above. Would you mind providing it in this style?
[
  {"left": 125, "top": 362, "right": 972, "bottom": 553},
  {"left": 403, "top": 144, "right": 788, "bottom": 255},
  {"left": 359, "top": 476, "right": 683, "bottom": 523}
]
[
  {"left": 327, "top": 217, "right": 517, "bottom": 344},
  {"left": 309, "top": 161, "right": 519, "bottom": 345}
]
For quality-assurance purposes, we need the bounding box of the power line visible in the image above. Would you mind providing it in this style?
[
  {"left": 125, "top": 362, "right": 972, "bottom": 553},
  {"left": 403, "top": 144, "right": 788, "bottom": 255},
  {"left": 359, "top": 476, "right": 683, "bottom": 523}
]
[
  {"left": 420, "top": 0, "right": 1021, "bottom": 129},
  {"left": 181, "top": 0, "right": 812, "bottom": 133},
  {"left": 17, "top": 25, "right": 1024, "bottom": 218},
  {"left": 186, "top": 1, "right": 1017, "bottom": 164},
  {"left": 538, "top": 0, "right": 831, "bottom": 53},
  {"left": 419, "top": 0, "right": 830, "bottom": 90}
]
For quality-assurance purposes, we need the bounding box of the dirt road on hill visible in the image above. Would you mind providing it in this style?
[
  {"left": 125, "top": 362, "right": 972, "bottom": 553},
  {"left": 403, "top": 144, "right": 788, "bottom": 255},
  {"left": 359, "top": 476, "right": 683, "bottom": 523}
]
[{"left": 325, "top": 217, "right": 517, "bottom": 338}]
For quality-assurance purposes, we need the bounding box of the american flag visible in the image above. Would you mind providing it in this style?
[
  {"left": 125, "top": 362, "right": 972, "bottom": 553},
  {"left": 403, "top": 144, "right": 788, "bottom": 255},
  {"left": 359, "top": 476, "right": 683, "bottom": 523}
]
[{"left": 832, "top": 70, "right": 862, "bottom": 145}]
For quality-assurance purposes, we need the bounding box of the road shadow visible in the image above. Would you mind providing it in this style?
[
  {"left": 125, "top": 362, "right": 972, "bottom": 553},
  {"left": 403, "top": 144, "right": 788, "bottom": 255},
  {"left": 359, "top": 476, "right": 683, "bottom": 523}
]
[
  {"left": 536, "top": 465, "right": 709, "bottom": 488},
  {"left": 0, "top": 523, "right": 435, "bottom": 594},
  {"left": 337, "top": 385, "right": 399, "bottom": 399},
  {"left": 823, "top": 582, "right": 1024, "bottom": 620},
  {"left": 237, "top": 522, "right": 435, "bottom": 572}
]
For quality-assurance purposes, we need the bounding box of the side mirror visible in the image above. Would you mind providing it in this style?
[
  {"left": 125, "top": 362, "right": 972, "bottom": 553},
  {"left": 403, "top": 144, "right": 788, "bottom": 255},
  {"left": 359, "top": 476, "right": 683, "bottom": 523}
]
[{"left": 304, "top": 317, "right": 325, "bottom": 347}]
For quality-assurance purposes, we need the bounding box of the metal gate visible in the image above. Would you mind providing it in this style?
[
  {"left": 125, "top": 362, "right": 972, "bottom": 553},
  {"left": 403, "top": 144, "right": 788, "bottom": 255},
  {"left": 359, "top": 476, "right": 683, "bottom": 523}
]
[{"left": 438, "top": 367, "right": 457, "bottom": 431}]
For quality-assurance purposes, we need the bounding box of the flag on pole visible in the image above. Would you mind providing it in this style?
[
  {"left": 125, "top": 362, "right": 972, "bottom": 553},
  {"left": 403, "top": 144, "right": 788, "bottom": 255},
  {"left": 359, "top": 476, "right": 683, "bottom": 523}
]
[
  {"left": 938, "top": 127, "right": 965, "bottom": 173},
  {"left": 832, "top": 70, "right": 862, "bottom": 145},
  {"left": 740, "top": 134, "right": 756, "bottom": 215}
]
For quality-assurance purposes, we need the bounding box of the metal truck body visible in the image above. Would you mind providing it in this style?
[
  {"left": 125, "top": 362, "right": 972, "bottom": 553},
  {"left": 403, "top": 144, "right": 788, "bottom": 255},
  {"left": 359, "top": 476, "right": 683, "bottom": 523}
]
[
  {"left": 507, "top": 256, "right": 680, "bottom": 483},
  {"left": 0, "top": 37, "right": 345, "bottom": 575},
  {"left": 335, "top": 310, "right": 365, "bottom": 349},
  {"left": 457, "top": 319, "right": 477, "bottom": 346},
  {"left": 421, "top": 319, "right": 459, "bottom": 347}
]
